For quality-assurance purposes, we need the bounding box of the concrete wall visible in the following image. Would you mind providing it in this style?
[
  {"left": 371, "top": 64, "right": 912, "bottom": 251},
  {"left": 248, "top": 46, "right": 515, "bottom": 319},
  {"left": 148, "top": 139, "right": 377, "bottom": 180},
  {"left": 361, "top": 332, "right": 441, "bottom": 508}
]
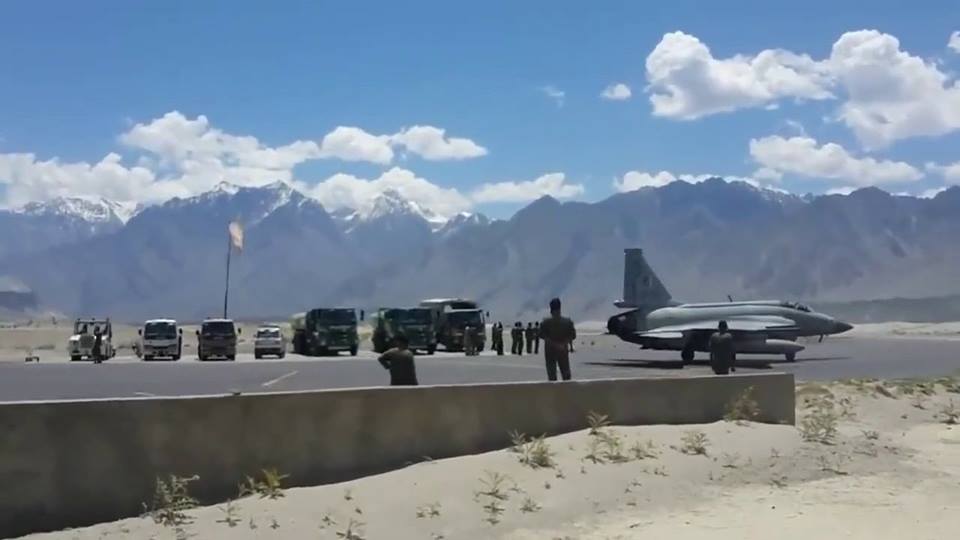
[{"left": 0, "top": 373, "right": 793, "bottom": 538}]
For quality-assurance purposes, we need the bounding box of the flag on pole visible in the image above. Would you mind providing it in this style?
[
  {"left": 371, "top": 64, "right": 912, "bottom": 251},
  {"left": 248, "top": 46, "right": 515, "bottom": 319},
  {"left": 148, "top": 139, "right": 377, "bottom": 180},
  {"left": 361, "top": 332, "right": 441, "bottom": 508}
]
[{"left": 228, "top": 221, "right": 244, "bottom": 252}]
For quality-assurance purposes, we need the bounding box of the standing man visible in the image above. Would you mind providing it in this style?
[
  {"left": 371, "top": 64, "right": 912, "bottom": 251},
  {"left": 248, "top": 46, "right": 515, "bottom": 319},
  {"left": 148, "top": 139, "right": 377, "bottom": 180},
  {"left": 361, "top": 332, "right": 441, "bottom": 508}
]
[
  {"left": 92, "top": 326, "right": 104, "bottom": 364},
  {"left": 493, "top": 322, "right": 504, "bottom": 355},
  {"left": 525, "top": 323, "right": 535, "bottom": 354},
  {"left": 517, "top": 322, "right": 525, "bottom": 355},
  {"left": 708, "top": 320, "right": 736, "bottom": 375},
  {"left": 377, "top": 334, "right": 418, "bottom": 386},
  {"left": 539, "top": 297, "right": 576, "bottom": 381},
  {"left": 463, "top": 324, "right": 475, "bottom": 356},
  {"left": 533, "top": 322, "right": 541, "bottom": 354}
]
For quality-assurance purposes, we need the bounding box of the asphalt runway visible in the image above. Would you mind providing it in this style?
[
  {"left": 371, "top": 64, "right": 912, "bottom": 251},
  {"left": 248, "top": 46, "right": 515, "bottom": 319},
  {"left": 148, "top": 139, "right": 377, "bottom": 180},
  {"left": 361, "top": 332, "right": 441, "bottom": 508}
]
[{"left": 1, "top": 335, "right": 958, "bottom": 402}]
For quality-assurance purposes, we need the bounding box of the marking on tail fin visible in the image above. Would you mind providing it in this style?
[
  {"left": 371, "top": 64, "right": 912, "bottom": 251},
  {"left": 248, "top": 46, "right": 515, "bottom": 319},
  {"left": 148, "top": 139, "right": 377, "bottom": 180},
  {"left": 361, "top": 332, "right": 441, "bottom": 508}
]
[{"left": 615, "top": 248, "right": 672, "bottom": 310}]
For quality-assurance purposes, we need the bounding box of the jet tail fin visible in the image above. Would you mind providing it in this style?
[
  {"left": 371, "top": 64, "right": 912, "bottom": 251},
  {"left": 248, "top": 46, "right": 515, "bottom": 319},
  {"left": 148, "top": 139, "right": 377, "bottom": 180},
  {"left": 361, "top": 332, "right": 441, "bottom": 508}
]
[{"left": 614, "top": 248, "right": 672, "bottom": 312}]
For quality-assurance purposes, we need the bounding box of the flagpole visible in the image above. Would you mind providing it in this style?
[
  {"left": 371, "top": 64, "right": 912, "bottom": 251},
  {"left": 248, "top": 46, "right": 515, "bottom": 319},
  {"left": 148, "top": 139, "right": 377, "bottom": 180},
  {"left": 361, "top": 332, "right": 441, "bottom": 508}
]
[{"left": 223, "top": 231, "right": 232, "bottom": 319}]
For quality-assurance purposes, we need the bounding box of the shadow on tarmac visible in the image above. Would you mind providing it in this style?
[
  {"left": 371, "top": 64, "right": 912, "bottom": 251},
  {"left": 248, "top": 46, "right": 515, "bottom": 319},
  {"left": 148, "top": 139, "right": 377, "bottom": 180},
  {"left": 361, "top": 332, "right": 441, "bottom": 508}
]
[{"left": 586, "top": 355, "right": 851, "bottom": 371}]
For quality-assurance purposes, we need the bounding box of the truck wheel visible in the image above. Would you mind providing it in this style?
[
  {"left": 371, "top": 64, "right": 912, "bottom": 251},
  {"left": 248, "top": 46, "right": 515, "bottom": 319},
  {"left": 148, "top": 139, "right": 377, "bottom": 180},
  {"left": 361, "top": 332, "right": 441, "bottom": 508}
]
[
  {"left": 172, "top": 354, "right": 181, "bottom": 361},
  {"left": 144, "top": 355, "right": 153, "bottom": 362},
  {"left": 70, "top": 355, "right": 81, "bottom": 362},
  {"left": 478, "top": 343, "right": 485, "bottom": 352},
  {"left": 254, "top": 352, "right": 262, "bottom": 360},
  {"left": 350, "top": 345, "right": 358, "bottom": 356},
  {"left": 427, "top": 346, "right": 436, "bottom": 355},
  {"left": 227, "top": 354, "right": 236, "bottom": 361}
]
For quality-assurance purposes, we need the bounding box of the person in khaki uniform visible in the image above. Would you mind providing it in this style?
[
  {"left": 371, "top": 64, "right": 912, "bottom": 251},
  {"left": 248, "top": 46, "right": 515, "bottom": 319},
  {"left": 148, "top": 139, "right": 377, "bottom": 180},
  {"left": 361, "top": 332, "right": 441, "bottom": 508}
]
[
  {"left": 377, "top": 334, "right": 418, "bottom": 386},
  {"left": 539, "top": 297, "right": 576, "bottom": 381}
]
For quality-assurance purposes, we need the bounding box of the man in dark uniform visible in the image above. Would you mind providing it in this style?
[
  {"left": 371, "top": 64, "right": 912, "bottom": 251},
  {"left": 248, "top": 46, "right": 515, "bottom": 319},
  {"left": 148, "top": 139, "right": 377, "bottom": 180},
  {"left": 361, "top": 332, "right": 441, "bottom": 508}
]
[
  {"left": 524, "top": 323, "right": 535, "bottom": 354},
  {"left": 463, "top": 324, "right": 475, "bottom": 356},
  {"left": 513, "top": 322, "right": 524, "bottom": 355},
  {"left": 492, "top": 322, "right": 504, "bottom": 355},
  {"left": 377, "top": 334, "right": 418, "bottom": 386},
  {"left": 533, "top": 322, "right": 541, "bottom": 354},
  {"left": 708, "top": 320, "right": 736, "bottom": 375},
  {"left": 92, "top": 326, "right": 104, "bottom": 364},
  {"left": 539, "top": 298, "right": 576, "bottom": 381}
]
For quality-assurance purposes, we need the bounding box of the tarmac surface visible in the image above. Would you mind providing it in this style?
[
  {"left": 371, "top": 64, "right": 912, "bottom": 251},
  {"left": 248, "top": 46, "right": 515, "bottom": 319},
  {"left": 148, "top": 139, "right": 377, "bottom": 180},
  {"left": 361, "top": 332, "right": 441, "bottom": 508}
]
[{"left": 1, "top": 334, "right": 958, "bottom": 402}]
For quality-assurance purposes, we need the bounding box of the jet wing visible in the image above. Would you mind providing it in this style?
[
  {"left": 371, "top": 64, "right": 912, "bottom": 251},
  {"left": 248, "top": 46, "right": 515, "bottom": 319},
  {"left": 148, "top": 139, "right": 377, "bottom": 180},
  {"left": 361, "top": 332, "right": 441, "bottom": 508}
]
[{"left": 639, "top": 316, "right": 799, "bottom": 336}]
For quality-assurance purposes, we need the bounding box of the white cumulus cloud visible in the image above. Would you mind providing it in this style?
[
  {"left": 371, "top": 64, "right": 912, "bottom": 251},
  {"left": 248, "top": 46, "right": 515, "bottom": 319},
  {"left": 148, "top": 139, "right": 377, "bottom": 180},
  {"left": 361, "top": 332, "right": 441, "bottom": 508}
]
[
  {"left": 316, "top": 126, "right": 394, "bottom": 164},
  {"left": 645, "top": 31, "right": 833, "bottom": 119},
  {"left": 949, "top": 31, "right": 960, "bottom": 53},
  {"left": 601, "top": 83, "right": 632, "bottom": 101},
  {"left": 471, "top": 173, "right": 584, "bottom": 203},
  {"left": 749, "top": 135, "right": 922, "bottom": 185},
  {"left": 644, "top": 30, "right": 960, "bottom": 147},
  {"left": 829, "top": 30, "right": 960, "bottom": 149},
  {"left": 0, "top": 111, "right": 491, "bottom": 210},
  {"left": 390, "top": 125, "right": 488, "bottom": 161},
  {"left": 612, "top": 170, "right": 763, "bottom": 193},
  {"left": 304, "top": 167, "right": 472, "bottom": 218}
]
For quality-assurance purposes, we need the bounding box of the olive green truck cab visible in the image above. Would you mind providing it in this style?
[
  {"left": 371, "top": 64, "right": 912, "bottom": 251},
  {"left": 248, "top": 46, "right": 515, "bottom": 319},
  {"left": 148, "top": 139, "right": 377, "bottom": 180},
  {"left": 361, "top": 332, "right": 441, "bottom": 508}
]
[
  {"left": 419, "top": 298, "right": 488, "bottom": 352},
  {"left": 371, "top": 307, "right": 437, "bottom": 354},
  {"left": 291, "top": 307, "right": 362, "bottom": 356}
]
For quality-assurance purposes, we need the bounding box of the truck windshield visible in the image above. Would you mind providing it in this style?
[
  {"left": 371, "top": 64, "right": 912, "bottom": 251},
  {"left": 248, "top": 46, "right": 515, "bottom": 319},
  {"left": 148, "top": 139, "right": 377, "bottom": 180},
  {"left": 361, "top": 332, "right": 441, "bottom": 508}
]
[
  {"left": 448, "top": 311, "right": 482, "bottom": 327},
  {"left": 144, "top": 322, "right": 176, "bottom": 339},
  {"left": 397, "top": 310, "right": 432, "bottom": 324},
  {"left": 314, "top": 309, "right": 356, "bottom": 325},
  {"left": 202, "top": 321, "right": 235, "bottom": 335}
]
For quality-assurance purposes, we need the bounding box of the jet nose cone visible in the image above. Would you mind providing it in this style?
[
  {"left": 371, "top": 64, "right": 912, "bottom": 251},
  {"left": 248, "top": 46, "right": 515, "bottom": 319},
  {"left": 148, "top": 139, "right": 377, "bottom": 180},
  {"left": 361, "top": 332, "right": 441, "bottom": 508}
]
[{"left": 834, "top": 321, "right": 854, "bottom": 334}]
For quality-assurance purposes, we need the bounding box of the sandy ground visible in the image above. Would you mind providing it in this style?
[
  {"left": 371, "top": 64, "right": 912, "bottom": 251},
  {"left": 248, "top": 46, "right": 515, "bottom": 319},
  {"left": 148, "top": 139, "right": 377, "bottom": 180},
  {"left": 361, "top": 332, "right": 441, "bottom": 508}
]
[{"left": 20, "top": 375, "right": 960, "bottom": 539}]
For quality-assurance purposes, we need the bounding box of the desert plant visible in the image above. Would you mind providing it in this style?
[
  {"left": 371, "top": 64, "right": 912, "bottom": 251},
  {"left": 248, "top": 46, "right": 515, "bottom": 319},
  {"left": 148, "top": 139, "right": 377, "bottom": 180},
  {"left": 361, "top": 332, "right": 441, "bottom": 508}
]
[
  {"left": 630, "top": 439, "right": 659, "bottom": 460},
  {"left": 586, "top": 411, "right": 611, "bottom": 435},
  {"left": 145, "top": 474, "right": 199, "bottom": 528},
  {"left": 475, "top": 471, "right": 511, "bottom": 502},
  {"left": 799, "top": 399, "right": 839, "bottom": 444},
  {"left": 861, "top": 429, "right": 880, "bottom": 440},
  {"left": 238, "top": 468, "right": 288, "bottom": 500},
  {"left": 938, "top": 401, "right": 960, "bottom": 424},
  {"left": 724, "top": 386, "right": 761, "bottom": 424},
  {"left": 416, "top": 502, "right": 442, "bottom": 519},
  {"left": 335, "top": 519, "right": 366, "bottom": 539},
  {"left": 519, "top": 496, "right": 542, "bottom": 513},
  {"left": 679, "top": 430, "right": 709, "bottom": 456},
  {"left": 511, "top": 433, "right": 556, "bottom": 469},
  {"left": 216, "top": 500, "right": 241, "bottom": 528}
]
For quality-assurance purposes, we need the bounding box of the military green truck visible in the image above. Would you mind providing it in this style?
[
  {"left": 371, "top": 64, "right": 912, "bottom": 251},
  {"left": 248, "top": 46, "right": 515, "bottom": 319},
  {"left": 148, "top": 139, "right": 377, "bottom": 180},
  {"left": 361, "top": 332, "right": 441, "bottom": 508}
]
[
  {"left": 419, "top": 298, "right": 488, "bottom": 352},
  {"left": 371, "top": 307, "right": 437, "bottom": 355},
  {"left": 291, "top": 307, "right": 362, "bottom": 356}
]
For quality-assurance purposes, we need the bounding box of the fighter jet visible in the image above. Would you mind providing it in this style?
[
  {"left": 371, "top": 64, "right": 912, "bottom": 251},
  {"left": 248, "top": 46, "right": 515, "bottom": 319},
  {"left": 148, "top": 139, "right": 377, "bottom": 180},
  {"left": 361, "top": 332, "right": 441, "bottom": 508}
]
[{"left": 606, "top": 248, "right": 853, "bottom": 364}]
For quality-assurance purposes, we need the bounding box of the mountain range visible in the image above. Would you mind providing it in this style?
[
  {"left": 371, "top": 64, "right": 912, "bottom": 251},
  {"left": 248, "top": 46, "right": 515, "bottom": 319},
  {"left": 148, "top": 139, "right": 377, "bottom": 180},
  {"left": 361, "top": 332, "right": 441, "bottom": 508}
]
[{"left": 2, "top": 179, "right": 959, "bottom": 322}]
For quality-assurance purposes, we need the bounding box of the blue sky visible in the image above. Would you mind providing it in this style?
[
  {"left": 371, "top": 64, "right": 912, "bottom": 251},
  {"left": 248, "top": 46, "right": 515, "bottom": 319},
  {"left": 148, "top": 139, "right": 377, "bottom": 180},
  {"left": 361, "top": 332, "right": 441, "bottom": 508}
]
[{"left": 1, "top": 0, "right": 959, "bottom": 217}]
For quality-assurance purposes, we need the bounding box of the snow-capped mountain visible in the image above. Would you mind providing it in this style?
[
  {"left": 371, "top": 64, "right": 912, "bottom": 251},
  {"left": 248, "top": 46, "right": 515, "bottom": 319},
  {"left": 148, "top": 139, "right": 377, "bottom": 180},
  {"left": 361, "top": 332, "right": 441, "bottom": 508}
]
[
  {"left": 19, "top": 196, "right": 142, "bottom": 224},
  {"left": 3, "top": 178, "right": 960, "bottom": 321},
  {"left": 335, "top": 189, "right": 448, "bottom": 232}
]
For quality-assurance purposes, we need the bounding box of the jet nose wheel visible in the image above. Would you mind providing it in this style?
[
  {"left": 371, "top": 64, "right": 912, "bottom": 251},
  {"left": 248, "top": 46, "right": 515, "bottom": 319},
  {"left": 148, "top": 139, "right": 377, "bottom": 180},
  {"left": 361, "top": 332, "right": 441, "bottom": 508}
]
[
  {"left": 681, "top": 347, "right": 694, "bottom": 365},
  {"left": 785, "top": 352, "right": 796, "bottom": 362}
]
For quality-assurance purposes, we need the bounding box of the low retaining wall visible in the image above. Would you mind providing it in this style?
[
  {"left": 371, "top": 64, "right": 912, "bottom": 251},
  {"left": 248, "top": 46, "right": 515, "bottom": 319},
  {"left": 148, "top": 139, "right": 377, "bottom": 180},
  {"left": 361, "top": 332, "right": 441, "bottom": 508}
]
[{"left": 0, "top": 373, "right": 793, "bottom": 537}]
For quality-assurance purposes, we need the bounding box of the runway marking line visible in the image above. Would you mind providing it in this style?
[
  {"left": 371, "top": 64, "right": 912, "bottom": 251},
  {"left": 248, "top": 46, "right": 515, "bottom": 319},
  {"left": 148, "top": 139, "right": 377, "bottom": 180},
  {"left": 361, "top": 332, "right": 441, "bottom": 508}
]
[
  {"left": 133, "top": 391, "right": 156, "bottom": 397},
  {"left": 262, "top": 370, "right": 299, "bottom": 387}
]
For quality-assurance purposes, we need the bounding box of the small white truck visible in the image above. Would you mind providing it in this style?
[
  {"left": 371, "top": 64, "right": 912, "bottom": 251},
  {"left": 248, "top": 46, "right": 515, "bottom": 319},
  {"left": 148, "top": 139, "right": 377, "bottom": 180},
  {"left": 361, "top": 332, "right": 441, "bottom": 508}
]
[
  {"left": 68, "top": 318, "right": 116, "bottom": 361},
  {"left": 138, "top": 319, "right": 183, "bottom": 361}
]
